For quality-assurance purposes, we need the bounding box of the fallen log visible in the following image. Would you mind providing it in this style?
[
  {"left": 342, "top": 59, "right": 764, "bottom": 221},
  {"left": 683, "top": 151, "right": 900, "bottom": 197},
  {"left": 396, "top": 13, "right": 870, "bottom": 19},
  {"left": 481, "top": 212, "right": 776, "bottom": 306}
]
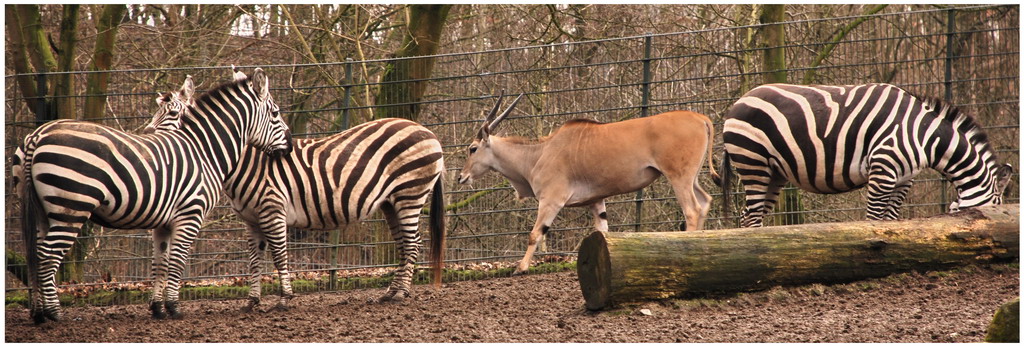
[
  {"left": 985, "top": 297, "right": 1020, "bottom": 343},
  {"left": 577, "top": 204, "right": 1019, "bottom": 310}
]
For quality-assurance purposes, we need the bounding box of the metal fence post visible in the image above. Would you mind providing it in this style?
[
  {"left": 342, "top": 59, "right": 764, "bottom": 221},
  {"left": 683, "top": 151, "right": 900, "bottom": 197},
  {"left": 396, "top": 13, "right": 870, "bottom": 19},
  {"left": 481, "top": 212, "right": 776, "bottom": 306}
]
[
  {"left": 330, "top": 57, "right": 354, "bottom": 288},
  {"left": 941, "top": 9, "right": 956, "bottom": 211},
  {"left": 634, "top": 34, "right": 653, "bottom": 231},
  {"left": 342, "top": 57, "right": 354, "bottom": 130}
]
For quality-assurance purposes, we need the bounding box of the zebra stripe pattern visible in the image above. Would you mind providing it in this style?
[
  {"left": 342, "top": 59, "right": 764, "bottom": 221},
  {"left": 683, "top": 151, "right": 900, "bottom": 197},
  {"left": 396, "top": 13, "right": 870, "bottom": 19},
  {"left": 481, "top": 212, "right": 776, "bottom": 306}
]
[
  {"left": 721, "top": 83, "right": 1012, "bottom": 227},
  {"left": 18, "top": 69, "right": 292, "bottom": 323},
  {"left": 11, "top": 81, "right": 192, "bottom": 197},
  {"left": 148, "top": 85, "right": 445, "bottom": 308}
]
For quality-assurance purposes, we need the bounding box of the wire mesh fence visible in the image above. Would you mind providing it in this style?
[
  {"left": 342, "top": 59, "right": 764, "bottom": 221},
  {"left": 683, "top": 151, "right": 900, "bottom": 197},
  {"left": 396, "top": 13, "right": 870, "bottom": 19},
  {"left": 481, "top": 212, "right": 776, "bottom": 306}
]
[{"left": 4, "top": 5, "right": 1019, "bottom": 306}]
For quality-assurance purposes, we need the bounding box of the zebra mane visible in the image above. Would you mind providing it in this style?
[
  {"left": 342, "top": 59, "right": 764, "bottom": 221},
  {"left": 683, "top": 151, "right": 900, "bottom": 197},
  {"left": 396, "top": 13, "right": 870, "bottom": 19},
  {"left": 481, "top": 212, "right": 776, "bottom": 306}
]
[
  {"left": 912, "top": 93, "right": 997, "bottom": 167},
  {"left": 915, "top": 94, "right": 991, "bottom": 149},
  {"left": 192, "top": 75, "right": 252, "bottom": 105},
  {"left": 156, "top": 91, "right": 174, "bottom": 102}
]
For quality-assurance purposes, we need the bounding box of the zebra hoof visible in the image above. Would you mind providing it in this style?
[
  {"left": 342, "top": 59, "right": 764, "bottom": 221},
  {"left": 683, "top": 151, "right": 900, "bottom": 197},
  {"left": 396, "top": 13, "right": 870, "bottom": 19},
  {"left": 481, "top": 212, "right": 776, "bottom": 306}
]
[
  {"left": 43, "top": 309, "right": 61, "bottom": 322},
  {"left": 31, "top": 309, "right": 47, "bottom": 324},
  {"left": 150, "top": 302, "right": 167, "bottom": 319},
  {"left": 242, "top": 297, "right": 261, "bottom": 313},
  {"left": 165, "top": 301, "right": 185, "bottom": 320},
  {"left": 376, "top": 291, "right": 407, "bottom": 303},
  {"left": 272, "top": 303, "right": 290, "bottom": 312}
]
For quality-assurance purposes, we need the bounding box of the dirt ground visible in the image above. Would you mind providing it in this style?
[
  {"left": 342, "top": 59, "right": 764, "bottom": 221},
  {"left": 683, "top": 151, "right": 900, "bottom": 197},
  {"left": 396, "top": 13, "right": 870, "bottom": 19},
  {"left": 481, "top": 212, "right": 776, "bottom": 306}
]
[{"left": 5, "top": 264, "right": 1019, "bottom": 343}]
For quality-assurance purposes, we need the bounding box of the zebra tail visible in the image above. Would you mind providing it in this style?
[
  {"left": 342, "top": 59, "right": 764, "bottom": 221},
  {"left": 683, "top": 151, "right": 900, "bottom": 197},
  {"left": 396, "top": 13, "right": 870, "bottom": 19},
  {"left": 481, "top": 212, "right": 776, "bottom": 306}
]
[
  {"left": 20, "top": 167, "right": 41, "bottom": 300},
  {"left": 428, "top": 176, "right": 446, "bottom": 288},
  {"left": 720, "top": 150, "right": 733, "bottom": 223}
]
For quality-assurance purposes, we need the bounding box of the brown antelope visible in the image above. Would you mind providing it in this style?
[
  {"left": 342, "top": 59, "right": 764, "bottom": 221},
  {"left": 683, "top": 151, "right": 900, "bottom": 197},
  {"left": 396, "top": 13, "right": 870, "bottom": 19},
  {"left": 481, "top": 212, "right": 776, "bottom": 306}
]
[{"left": 459, "top": 94, "right": 720, "bottom": 274}]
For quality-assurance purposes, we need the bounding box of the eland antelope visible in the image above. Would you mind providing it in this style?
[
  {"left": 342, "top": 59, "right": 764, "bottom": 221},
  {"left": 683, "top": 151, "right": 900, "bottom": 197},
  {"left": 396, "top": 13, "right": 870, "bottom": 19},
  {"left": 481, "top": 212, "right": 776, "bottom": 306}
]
[{"left": 459, "top": 94, "right": 720, "bottom": 274}]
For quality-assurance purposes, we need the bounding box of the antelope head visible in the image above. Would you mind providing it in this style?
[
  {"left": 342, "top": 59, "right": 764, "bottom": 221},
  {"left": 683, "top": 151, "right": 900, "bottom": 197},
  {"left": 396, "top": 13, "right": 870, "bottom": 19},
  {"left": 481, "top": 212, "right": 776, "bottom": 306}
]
[{"left": 458, "top": 92, "right": 523, "bottom": 185}]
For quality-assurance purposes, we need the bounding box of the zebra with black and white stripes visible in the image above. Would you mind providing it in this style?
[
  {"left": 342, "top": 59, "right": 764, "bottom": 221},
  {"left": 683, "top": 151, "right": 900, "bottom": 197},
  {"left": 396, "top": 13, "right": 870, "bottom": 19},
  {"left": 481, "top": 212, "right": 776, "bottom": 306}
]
[
  {"left": 143, "top": 69, "right": 446, "bottom": 310},
  {"left": 18, "top": 68, "right": 292, "bottom": 323},
  {"left": 720, "top": 83, "right": 1013, "bottom": 227},
  {"left": 12, "top": 76, "right": 194, "bottom": 198}
]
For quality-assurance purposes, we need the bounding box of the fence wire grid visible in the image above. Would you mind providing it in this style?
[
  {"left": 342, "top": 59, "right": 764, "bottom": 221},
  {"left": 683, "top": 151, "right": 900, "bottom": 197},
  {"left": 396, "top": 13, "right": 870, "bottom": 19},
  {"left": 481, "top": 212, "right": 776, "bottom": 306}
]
[{"left": 4, "top": 5, "right": 1019, "bottom": 305}]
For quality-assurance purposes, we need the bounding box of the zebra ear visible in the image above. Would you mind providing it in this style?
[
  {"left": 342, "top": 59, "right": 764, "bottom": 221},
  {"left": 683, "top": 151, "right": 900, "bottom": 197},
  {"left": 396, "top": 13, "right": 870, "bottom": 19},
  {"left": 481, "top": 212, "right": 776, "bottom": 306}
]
[
  {"left": 231, "top": 64, "right": 247, "bottom": 82},
  {"left": 179, "top": 75, "right": 195, "bottom": 103},
  {"left": 252, "top": 68, "right": 270, "bottom": 100}
]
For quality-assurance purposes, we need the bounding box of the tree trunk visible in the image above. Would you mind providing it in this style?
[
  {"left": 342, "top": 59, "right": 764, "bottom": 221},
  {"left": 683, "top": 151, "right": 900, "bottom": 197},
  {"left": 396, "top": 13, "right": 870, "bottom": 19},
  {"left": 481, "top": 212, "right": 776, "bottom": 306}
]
[
  {"left": 83, "top": 4, "right": 126, "bottom": 120},
  {"left": 577, "top": 204, "right": 1019, "bottom": 310},
  {"left": 14, "top": 4, "right": 59, "bottom": 122},
  {"left": 5, "top": 5, "right": 41, "bottom": 121},
  {"left": 374, "top": 4, "right": 452, "bottom": 120},
  {"left": 758, "top": 4, "right": 803, "bottom": 226},
  {"left": 55, "top": 5, "right": 80, "bottom": 119},
  {"left": 759, "top": 4, "right": 787, "bottom": 84}
]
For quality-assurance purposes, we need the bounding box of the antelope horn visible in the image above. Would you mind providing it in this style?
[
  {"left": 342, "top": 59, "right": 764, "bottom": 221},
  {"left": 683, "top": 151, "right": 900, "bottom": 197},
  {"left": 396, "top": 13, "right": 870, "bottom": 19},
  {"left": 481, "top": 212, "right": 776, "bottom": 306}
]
[
  {"left": 488, "top": 92, "right": 524, "bottom": 132},
  {"left": 484, "top": 91, "right": 506, "bottom": 124}
]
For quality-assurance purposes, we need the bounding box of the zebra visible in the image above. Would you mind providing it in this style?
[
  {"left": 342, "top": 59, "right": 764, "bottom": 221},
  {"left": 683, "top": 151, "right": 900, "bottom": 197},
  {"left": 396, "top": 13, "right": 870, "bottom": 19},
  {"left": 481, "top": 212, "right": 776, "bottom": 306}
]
[
  {"left": 720, "top": 83, "right": 1013, "bottom": 227},
  {"left": 12, "top": 76, "right": 194, "bottom": 199},
  {"left": 18, "top": 68, "right": 293, "bottom": 323},
  {"left": 142, "top": 68, "right": 446, "bottom": 310}
]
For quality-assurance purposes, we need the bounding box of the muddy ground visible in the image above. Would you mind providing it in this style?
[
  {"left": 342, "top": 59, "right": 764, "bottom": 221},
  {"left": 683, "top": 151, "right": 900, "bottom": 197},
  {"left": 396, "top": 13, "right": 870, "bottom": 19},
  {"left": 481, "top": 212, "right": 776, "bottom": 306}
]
[{"left": 5, "top": 264, "right": 1019, "bottom": 343}]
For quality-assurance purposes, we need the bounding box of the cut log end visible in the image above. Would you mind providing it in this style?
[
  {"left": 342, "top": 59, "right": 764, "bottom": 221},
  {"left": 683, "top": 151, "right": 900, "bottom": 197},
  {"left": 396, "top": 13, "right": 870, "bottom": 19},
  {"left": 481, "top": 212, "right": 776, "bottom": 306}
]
[{"left": 577, "top": 231, "right": 611, "bottom": 311}]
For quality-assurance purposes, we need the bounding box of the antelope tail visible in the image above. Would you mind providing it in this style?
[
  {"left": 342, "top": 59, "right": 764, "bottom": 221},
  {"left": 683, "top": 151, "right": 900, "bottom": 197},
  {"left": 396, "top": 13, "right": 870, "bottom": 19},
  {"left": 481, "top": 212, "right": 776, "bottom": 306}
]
[
  {"left": 428, "top": 175, "right": 446, "bottom": 287},
  {"left": 705, "top": 120, "right": 721, "bottom": 185}
]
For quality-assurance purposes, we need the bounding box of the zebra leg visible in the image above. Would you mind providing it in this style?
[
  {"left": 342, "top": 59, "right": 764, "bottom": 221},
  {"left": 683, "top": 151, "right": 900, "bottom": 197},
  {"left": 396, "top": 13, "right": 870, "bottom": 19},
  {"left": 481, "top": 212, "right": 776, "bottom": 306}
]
[
  {"left": 760, "top": 179, "right": 786, "bottom": 218},
  {"left": 243, "top": 223, "right": 265, "bottom": 312},
  {"left": 883, "top": 180, "right": 913, "bottom": 220},
  {"left": 259, "top": 214, "right": 294, "bottom": 310},
  {"left": 377, "top": 201, "right": 424, "bottom": 302},
  {"left": 150, "top": 227, "right": 172, "bottom": 319},
  {"left": 36, "top": 214, "right": 91, "bottom": 322},
  {"left": 739, "top": 171, "right": 786, "bottom": 228},
  {"left": 865, "top": 167, "right": 901, "bottom": 221},
  {"left": 26, "top": 215, "right": 47, "bottom": 324},
  {"left": 162, "top": 223, "right": 200, "bottom": 319}
]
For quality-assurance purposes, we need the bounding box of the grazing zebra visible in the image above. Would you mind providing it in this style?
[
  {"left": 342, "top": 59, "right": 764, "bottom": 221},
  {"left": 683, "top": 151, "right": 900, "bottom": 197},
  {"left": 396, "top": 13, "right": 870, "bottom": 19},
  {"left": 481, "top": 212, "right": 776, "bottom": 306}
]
[
  {"left": 143, "top": 69, "right": 446, "bottom": 310},
  {"left": 720, "top": 83, "right": 1013, "bottom": 227},
  {"left": 18, "top": 69, "right": 292, "bottom": 323}
]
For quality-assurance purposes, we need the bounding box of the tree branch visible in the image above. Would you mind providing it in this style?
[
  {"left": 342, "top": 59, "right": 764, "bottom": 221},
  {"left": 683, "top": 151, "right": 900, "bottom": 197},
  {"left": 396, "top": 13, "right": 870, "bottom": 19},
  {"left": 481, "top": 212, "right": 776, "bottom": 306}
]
[{"left": 801, "top": 4, "right": 888, "bottom": 84}]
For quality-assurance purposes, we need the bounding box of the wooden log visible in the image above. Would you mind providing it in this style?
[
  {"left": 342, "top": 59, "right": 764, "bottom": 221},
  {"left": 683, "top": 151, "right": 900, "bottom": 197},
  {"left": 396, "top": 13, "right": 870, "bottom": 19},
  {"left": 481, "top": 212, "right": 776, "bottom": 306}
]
[
  {"left": 577, "top": 204, "right": 1019, "bottom": 310},
  {"left": 985, "top": 297, "right": 1020, "bottom": 343}
]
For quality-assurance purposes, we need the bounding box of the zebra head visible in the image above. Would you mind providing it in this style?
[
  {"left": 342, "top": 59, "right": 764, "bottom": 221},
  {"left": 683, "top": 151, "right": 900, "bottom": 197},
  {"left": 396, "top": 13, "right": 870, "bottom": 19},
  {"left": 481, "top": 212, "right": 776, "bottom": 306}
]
[
  {"left": 991, "top": 164, "right": 1014, "bottom": 205},
  {"left": 243, "top": 68, "right": 293, "bottom": 158},
  {"left": 458, "top": 92, "right": 523, "bottom": 185},
  {"left": 143, "top": 75, "right": 195, "bottom": 134}
]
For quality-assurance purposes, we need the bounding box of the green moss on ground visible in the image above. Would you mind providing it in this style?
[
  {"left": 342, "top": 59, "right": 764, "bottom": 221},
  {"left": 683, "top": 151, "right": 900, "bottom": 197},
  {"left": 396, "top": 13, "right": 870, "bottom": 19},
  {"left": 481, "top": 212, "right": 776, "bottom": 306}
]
[{"left": 5, "top": 261, "right": 577, "bottom": 308}]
